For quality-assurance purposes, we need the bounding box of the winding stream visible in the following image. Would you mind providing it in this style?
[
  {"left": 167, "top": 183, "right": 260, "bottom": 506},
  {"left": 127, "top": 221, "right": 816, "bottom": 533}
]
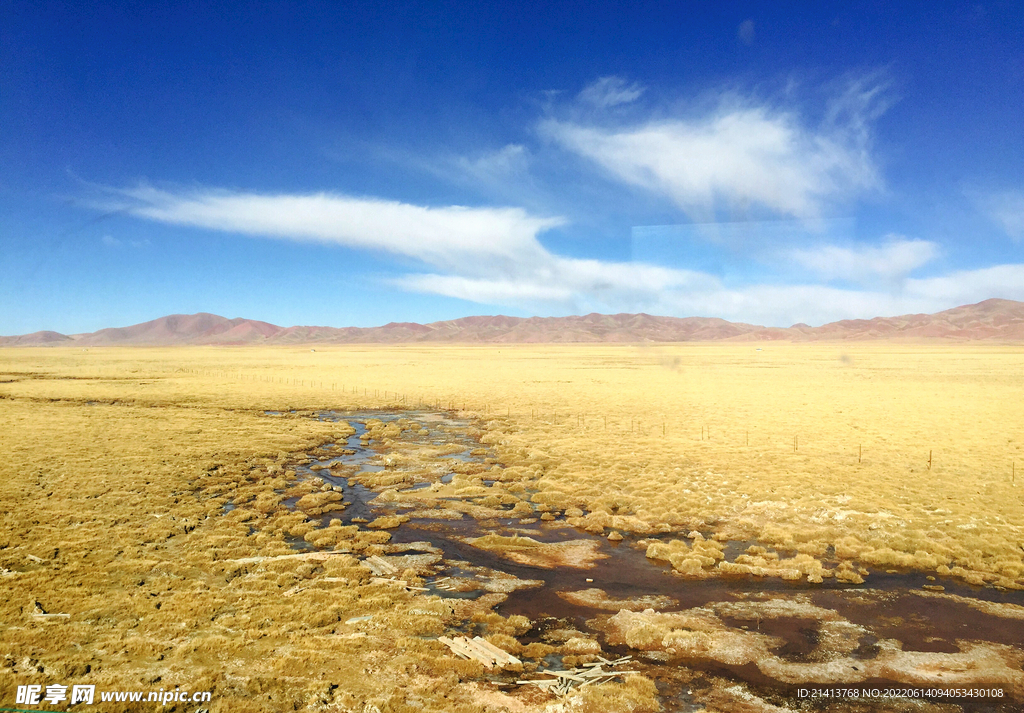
[{"left": 273, "top": 410, "right": 1024, "bottom": 712}]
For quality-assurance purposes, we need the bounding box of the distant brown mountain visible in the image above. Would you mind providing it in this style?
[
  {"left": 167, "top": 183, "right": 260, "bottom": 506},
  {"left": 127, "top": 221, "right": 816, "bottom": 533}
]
[
  {"left": 0, "top": 330, "right": 74, "bottom": 346},
  {"left": 3, "top": 299, "right": 1024, "bottom": 346},
  {"left": 69, "top": 313, "right": 284, "bottom": 346}
]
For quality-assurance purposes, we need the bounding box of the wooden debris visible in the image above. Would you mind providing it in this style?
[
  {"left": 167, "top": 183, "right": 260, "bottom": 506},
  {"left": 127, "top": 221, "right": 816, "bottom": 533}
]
[
  {"left": 29, "top": 601, "right": 69, "bottom": 619},
  {"left": 438, "top": 636, "right": 521, "bottom": 668},
  {"left": 229, "top": 550, "right": 351, "bottom": 565},
  {"left": 368, "top": 576, "right": 428, "bottom": 591},
  {"left": 432, "top": 576, "right": 460, "bottom": 591},
  {"left": 470, "top": 636, "right": 521, "bottom": 665},
  {"left": 363, "top": 555, "right": 399, "bottom": 576},
  {"left": 517, "top": 656, "right": 634, "bottom": 696},
  {"left": 370, "top": 576, "right": 403, "bottom": 585}
]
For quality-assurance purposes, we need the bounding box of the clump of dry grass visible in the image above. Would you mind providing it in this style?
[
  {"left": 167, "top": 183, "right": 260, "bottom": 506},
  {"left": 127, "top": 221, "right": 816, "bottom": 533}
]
[
  {"left": 572, "top": 675, "right": 660, "bottom": 713},
  {"left": 464, "top": 534, "right": 608, "bottom": 569},
  {"left": 557, "top": 587, "right": 677, "bottom": 611}
]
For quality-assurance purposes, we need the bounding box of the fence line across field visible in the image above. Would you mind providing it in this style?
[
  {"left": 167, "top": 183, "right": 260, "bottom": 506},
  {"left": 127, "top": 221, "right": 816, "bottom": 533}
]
[{"left": 138, "top": 366, "right": 1021, "bottom": 484}]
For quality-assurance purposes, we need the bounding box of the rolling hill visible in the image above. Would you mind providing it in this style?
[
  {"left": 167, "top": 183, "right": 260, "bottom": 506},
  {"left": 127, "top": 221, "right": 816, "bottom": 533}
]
[{"left": 3, "top": 299, "right": 1023, "bottom": 346}]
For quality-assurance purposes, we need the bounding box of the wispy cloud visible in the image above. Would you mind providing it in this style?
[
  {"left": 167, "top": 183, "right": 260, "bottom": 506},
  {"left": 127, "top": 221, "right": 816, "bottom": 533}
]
[
  {"left": 542, "top": 79, "right": 886, "bottom": 220},
  {"left": 980, "top": 189, "right": 1024, "bottom": 240},
  {"left": 457, "top": 144, "right": 530, "bottom": 181},
  {"left": 577, "top": 76, "right": 646, "bottom": 108},
  {"left": 112, "top": 184, "right": 563, "bottom": 274},
  {"left": 101, "top": 234, "right": 149, "bottom": 248},
  {"left": 737, "top": 19, "right": 755, "bottom": 45},
  {"left": 790, "top": 236, "right": 938, "bottom": 284}
]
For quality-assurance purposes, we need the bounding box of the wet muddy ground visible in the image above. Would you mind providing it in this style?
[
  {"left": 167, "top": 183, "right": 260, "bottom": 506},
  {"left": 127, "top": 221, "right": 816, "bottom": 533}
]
[{"left": 268, "top": 410, "right": 1024, "bottom": 712}]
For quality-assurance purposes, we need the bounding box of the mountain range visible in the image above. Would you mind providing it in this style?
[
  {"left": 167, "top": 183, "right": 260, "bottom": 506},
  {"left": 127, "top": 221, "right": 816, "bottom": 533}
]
[{"left": 3, "top": 299, "right": 1023, "bottom": 346}]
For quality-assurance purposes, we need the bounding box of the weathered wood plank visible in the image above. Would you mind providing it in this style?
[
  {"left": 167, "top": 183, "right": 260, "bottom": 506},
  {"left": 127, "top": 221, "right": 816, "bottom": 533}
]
[
  {"left": 461, "top": 638, "right": 500, "bottom": 664},
  {"left": 471, "top": 636, "right": 521, "bottom": 665},
  {"left": 549, "top": 671, "right": 586, "bottom": 683},
  {"left": 517, "top": 655, "right": 637, "bottom": 695},
  {"left": 439, "top": 636, "right": 495, "bottom": 667},
  {"left": 364, "top": 555, "right": 399, "bottom": 576}
]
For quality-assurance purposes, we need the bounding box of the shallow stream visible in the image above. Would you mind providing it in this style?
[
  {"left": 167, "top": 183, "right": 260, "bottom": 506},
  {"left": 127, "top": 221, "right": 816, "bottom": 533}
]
[{"left": 273, "top": 410, "right": 1024, "bottom": 712}]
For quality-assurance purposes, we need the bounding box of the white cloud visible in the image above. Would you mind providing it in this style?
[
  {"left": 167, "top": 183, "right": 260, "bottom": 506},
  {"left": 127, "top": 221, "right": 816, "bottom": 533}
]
[
  {"left": 396, "top": 256, "right": 720, "bottom": 315},
  {"left": 101, "top": 234, "right": 149, "bottom": 248},
  {"left": 456, "top": 144, "right": 530, "bottom": 183},
  {"left": 577, "top": 76, "right": 646, "bottom": 108},
  {"left": 789, "top": 237, "right": 938, "bottom": 283},
  {"left": 398, "top": 274, "right": 575, "bottom": 304},
  {"left": 904, "top": 264, "right": 1024, "bottom": 304},
  {"left": 399, "top": 259, "right": 1024, "bottom": 327},
  {"left": 115, "top": 185, "right": 563, "bottom": 274},
  {"left": 981, "top": 190, "right": 1024, "bottom": 240},
  {"left": 542, "top": 84, "right": 883, "bottom": 220},
  {"left": 737, "top": 19, "right": 755, "bottom": 45},
  {"left": 107, "top": 173, "right": 1023, "bottom": 327}
]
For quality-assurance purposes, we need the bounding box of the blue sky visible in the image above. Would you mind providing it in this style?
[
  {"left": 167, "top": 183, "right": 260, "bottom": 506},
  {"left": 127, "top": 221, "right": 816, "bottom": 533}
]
[{"left": 1, "top": 1, "right": 1022, "bottom": 334}]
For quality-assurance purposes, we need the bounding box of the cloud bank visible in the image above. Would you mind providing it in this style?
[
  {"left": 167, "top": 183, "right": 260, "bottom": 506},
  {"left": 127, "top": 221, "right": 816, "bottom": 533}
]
[
  {"left": 110, "top": 183, "right": 1024, "bottom": 327},
  {"left": 790, "top": 237, "right": 938, "bottom": 284}
]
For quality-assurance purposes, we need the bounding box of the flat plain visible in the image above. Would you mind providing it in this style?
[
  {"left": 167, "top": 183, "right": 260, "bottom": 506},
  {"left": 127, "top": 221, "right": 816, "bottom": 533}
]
[{"left": 2, "top": 344, "right": 1023, "bottom": 712}]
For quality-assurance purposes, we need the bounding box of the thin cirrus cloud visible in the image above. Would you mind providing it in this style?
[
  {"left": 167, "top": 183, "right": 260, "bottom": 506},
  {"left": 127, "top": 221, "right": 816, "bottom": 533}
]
[
  {"left": 982, "top": 189, "right": 1024, "bottom": 240},
  {"left": 737, "top": 19, "right": 755, "bottom": 45},
  {"left": 541, "top": 84, "right": 883, "bottom": 221},
  {"left": 101, "top": 234, "right": 149, "bottom": 248},
  {"left": 577, "top": 76, "right": 646, "bottom": 108},
  {"left": 459, "top": 144, "right": 530, "bottom": 178}
]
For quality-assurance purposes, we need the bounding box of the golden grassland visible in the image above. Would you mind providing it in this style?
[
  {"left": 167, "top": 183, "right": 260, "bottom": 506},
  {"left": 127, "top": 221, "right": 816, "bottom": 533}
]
[
  {"left": 7, "top": 343, "right": 1023, "bottom": 583},
  {"left": 1, "top": 343, "right": 1023, "bottom": 711}
]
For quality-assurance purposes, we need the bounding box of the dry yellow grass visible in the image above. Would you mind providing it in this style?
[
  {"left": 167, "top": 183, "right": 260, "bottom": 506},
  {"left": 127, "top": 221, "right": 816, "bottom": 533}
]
[
  {"left": 0, "top": 353, "right": 504, "bottom": 712},
  {"left": 7, "top": 342, "right": 1019, "bottom": 584},
  {"left": 2, "top": 342, "right": 1022, "bottom": 711}
]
